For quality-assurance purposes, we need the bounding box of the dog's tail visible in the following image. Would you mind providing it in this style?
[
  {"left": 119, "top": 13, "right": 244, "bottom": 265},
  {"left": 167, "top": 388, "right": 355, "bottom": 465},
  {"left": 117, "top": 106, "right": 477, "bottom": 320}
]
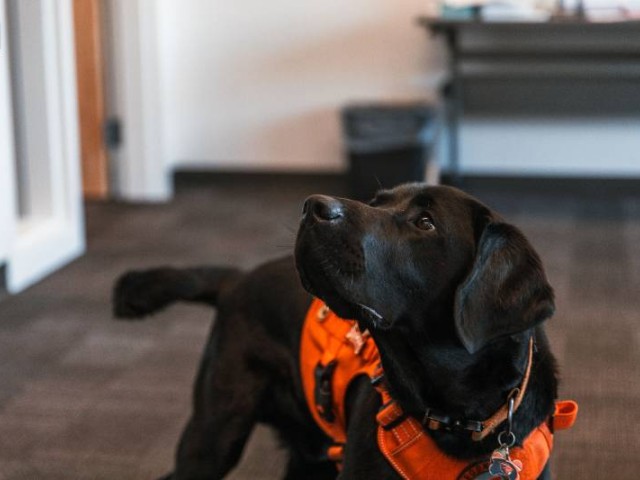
[{"left": 113, "top": 266, "right": 241, "bottom": 320}]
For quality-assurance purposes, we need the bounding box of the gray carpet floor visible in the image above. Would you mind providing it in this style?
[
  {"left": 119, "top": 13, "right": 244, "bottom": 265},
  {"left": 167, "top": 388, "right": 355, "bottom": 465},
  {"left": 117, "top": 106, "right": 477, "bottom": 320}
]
[{"left": 0, "top": 176, "right": 638, "bottom": 479}]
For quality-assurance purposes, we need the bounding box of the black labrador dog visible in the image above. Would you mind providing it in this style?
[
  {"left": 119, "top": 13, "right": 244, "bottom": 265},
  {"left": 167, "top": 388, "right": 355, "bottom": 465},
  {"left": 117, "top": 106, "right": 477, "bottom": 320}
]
[{"left": 113, "top": 184, "right": 558, "bottom": 480}]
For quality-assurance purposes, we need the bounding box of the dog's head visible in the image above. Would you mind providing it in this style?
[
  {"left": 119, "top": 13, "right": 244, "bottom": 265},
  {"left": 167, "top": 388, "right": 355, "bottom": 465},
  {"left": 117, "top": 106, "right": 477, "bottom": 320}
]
[{"left": 295, "top": 183, "right": 554, "bottom": 354}]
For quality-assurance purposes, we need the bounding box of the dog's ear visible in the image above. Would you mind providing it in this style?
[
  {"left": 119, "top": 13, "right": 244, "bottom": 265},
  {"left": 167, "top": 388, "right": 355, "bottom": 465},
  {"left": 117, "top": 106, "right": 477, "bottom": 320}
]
[{"left": 454, "top": 222, "right": 554, "bottom": 354}]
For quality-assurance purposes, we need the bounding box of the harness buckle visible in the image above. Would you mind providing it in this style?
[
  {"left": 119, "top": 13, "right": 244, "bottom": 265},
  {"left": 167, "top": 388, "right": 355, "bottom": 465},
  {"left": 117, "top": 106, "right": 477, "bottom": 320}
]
[
  {"left": 422, "top": 409, "right": 484, "bottom": 433},
  {"left": 314, "top": 360, "right": 338, "bottom": 422},
  {"left": 370, "top": 372, "right": 385, "bottom": 387}
]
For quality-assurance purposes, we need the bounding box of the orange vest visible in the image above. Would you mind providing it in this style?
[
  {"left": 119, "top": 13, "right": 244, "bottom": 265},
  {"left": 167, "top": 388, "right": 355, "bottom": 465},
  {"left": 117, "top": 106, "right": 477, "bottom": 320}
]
[{"left": 300, "top": 298, "right": 578, "bottom": 480}]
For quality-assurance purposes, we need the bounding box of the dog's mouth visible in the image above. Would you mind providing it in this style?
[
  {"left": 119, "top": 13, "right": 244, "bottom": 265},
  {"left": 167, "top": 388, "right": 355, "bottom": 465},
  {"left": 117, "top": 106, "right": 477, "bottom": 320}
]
[{"left": 296, "top": 247, "right": 391, "bottom": 330}]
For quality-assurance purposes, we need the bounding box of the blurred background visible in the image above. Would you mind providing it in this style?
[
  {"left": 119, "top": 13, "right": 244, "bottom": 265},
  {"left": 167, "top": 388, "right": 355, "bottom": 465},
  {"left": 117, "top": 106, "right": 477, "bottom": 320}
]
[{"left": 0, "top": 0, "right": 639, "bottom": 478}]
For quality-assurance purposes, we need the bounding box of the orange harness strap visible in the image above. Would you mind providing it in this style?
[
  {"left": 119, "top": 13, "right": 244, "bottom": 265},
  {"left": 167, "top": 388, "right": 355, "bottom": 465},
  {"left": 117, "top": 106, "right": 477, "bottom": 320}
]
[
  {"left": 375, "top": 385, "right": 579, "bottom": 480},
  {"left": 300, "top": 299, "right": 381, "bottom": 448},
  {"left": 552, "top": 400, "right": 579, "bottom": 431},
  {"left": 300, "top": 299, "right": 579, "bottom": 478}
]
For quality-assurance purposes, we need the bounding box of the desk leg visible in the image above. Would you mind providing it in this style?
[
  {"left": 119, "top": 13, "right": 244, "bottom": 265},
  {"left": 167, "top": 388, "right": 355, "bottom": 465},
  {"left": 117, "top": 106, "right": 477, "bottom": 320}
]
[{"left": 445, "top": 29, "right": 462, "bottom": 185}]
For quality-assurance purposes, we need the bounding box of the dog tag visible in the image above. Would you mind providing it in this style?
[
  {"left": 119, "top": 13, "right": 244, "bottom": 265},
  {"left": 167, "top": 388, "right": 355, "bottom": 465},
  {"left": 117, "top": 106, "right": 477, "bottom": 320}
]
[{"left": 488, "top": 446, "right": 522, "bottom": 480}]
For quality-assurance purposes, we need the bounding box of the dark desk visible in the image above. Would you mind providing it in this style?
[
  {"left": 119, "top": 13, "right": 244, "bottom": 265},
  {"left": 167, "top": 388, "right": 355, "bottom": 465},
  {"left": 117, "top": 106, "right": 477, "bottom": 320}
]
[{"left": 417, "top": 17, "right": 640, "bottom": 180}]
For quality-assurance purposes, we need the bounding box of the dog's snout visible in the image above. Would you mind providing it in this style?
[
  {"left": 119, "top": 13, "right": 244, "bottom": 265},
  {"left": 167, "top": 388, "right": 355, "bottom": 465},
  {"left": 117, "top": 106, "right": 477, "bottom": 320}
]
[{"left": 303, "top": 195, "right": 344, "bottom": 222}]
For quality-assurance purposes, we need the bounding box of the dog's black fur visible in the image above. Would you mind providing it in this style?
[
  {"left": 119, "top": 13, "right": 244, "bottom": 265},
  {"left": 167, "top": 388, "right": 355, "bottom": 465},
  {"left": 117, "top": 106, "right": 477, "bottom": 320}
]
[{"left": 113, "top": 184, "right": 558, "bottom": 480}]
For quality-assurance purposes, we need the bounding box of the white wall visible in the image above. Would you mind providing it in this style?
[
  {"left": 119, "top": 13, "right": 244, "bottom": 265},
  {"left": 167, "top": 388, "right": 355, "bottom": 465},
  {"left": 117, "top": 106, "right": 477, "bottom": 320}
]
[
  {"left": 156, "top": 3, "right": 640, "bottom": 178},
  {"left": 158, "top": 0, "right": 443, "bottom": 172}
]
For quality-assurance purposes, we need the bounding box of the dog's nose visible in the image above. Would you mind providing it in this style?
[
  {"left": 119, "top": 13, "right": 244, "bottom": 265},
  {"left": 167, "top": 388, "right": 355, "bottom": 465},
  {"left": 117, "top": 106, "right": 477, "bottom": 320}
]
[{"left": 302, "top": 195, "right": 344, "bottom": 222}]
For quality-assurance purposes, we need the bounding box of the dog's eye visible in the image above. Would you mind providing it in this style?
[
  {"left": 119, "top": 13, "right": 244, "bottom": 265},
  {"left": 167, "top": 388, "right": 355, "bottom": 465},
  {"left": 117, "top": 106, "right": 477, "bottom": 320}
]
[{"left": 415, "top": 216, "right": 435, "bottom": 231}]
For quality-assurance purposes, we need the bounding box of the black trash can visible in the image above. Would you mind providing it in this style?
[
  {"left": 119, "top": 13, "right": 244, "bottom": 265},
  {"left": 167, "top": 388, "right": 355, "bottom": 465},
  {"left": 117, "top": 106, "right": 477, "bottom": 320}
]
[{"left": 342, "top": 103, "right": 437, "bottom": 200}]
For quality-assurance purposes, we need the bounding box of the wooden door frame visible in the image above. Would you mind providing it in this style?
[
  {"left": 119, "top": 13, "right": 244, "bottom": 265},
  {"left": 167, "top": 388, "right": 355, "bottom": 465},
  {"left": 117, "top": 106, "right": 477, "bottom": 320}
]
[{"left": 74, "top": 0, "right": 109, "bottom": 199}]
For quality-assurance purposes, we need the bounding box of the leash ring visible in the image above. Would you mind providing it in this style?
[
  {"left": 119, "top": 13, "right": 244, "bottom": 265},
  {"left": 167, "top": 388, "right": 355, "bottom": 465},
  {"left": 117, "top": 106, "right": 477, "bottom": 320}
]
[{"left": 497, "top": 430, "right": 516, "bottom": 448}]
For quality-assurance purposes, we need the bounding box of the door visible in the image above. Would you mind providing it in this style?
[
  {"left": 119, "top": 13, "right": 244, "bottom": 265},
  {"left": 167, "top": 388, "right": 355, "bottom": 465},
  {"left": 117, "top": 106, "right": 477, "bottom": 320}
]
[{"left": 1, "top": 0, "right": 85, "bottom": 293}]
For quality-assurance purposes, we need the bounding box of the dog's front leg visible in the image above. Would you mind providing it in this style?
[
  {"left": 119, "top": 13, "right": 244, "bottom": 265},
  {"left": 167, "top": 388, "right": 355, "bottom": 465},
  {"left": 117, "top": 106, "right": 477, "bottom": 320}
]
[
  {"left": 168, "top": 321, "right": 268, "bottom": 480},
  {"left": 338, "top": 377, "right": 399, "bottom": 480}
]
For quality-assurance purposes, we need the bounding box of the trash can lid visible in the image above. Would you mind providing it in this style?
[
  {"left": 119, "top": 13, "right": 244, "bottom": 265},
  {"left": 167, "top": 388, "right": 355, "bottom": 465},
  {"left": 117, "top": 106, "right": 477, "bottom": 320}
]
[{"left": 341, "top": 103, "right": 437, "bottom": 146}]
